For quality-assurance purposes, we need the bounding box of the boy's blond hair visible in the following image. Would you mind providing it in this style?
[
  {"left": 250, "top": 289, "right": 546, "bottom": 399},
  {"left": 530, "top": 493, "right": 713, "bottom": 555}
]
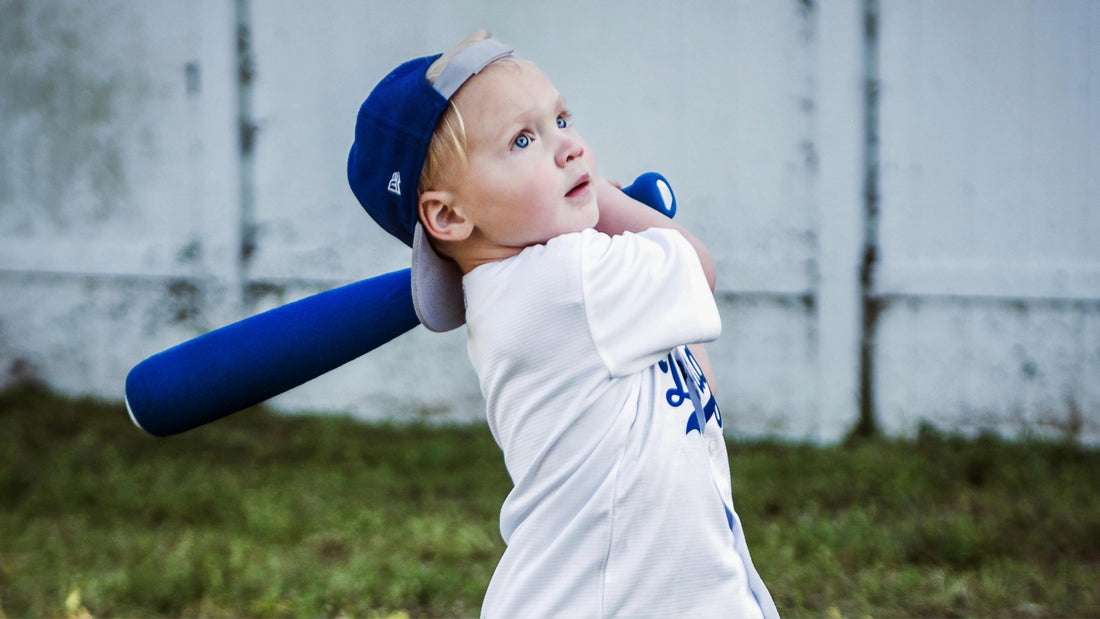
[{"left": 419, "top": 30, "right": 529, "bottom": 194}]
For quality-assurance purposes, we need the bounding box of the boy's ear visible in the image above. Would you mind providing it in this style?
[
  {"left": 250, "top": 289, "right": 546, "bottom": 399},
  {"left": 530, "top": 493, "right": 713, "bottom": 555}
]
[{"left": 418, "top": 191, "right": 473, "bottom": 242}]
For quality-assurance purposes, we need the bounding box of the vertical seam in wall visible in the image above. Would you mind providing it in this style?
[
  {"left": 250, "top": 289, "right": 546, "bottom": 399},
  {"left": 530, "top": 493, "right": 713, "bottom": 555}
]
[
  {"left": 799, "top": 0, "right": 821, "bottom": 366},
  {"left": 857, "top": 0, "right": 881, "bottom": 437},
  {"left": 235, "top": 0, "right": 256, "bottom": 309}
]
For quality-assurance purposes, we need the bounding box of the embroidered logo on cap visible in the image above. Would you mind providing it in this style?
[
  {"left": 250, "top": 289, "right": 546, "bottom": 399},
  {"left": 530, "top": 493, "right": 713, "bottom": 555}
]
[{"left": 387, "top": 172, "right": 402, "bottom": 196}]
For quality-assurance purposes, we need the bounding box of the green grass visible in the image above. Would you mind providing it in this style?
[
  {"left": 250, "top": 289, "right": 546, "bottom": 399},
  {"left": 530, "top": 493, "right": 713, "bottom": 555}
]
[{"left": 2, "top": 382, "right": 1098, "bottom": 618}]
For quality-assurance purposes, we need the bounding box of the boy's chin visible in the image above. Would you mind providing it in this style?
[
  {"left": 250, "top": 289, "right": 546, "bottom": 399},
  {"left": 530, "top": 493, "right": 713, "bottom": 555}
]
[{"left": 580, "top": 203, "right": 600, "bottom": 227}]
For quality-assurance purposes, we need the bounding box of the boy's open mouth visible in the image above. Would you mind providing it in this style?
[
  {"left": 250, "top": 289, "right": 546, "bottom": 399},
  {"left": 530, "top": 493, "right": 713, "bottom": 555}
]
[{"left": 566, "top": 176, "right": 590, "bottom": 198}]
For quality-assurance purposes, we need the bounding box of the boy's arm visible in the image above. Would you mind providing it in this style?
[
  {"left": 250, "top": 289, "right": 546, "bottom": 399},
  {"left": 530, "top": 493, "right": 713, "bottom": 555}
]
[
  {"left": 594, "top": 178, "right": 720, "bottom": 394},
  {"left": 687, "top": 343, "right": 718, "bottom": 397},
  {"left": 594, "top": 178, "right": 717, "bottom": 291}
]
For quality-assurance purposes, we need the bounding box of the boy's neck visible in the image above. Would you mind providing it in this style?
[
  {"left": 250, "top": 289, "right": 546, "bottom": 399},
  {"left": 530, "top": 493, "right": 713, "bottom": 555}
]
[{"left": 446, "top": 237, "right": 527, "bottom": 275}]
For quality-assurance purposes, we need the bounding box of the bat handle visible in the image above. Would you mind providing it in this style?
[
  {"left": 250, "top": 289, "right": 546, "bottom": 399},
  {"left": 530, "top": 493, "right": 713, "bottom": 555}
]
[{"left": 622, "top": 172, "right": 677, "bottom": 219}]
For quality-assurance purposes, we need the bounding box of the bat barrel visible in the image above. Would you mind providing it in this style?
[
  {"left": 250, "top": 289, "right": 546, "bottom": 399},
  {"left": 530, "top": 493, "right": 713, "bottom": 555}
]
[{"left": 125, "top": 268, "right": 420, "bottom": 436}]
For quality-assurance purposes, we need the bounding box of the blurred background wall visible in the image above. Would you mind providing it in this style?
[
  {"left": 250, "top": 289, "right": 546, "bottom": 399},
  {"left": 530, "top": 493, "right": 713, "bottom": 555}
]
[{"left": 1, "top": 0, "right": 1097, "bottom": 443}]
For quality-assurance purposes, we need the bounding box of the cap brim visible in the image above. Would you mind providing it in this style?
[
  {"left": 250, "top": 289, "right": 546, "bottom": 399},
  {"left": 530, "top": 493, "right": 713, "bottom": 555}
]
[{"left": 412, "top": 222, "right": 467, "bottom": 332}]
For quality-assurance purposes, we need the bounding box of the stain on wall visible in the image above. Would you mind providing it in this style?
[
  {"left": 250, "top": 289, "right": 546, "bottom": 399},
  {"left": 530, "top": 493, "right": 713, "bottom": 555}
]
[{"left": 0, "top": 0, "right": 152, "bottom": 234}]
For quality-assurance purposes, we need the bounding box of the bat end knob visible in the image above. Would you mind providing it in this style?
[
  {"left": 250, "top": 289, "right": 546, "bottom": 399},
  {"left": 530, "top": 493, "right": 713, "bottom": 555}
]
[
  {"left": 125, "top": 395, "right": 148, "bottom": 433},
  {"left": 623, "top": 171, "right": 677, "bottom": 219}
]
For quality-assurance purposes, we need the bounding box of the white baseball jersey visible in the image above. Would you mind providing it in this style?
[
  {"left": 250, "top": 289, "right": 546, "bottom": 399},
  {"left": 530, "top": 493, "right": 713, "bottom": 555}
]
[{"left": 463, "top": 228, "right": 778, "bottom": 618}]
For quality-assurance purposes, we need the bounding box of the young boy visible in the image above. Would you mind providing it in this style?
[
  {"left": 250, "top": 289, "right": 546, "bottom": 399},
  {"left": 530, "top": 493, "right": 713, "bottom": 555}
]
[{"left": 348, "top": 33, "right": 778, "bottom": 618}]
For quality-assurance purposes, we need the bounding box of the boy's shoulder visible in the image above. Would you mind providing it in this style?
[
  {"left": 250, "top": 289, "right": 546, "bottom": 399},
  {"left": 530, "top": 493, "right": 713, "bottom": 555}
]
[
  {"left": 534, "top": 227, "right": 689, "bottom": 262},
  {"left": 468, "top": 227, "right": 691, "bottom": 288},
  {"left": 464, "top": 226, "right": 696, "bottom": 317},
  {"left": 469, "top": 229, "right": 592, "bottom": 278}
]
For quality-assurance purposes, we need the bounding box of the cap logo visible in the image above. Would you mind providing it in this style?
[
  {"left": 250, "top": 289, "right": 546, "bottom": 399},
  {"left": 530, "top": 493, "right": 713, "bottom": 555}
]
[{"left": 387, "top": 171, "right": 402, "bottom": 196}]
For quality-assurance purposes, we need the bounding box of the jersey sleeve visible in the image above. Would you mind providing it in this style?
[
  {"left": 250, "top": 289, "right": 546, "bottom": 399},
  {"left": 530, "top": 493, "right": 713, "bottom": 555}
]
[{"left": 581, "top": 228, "right": 721, "bottom": 377}]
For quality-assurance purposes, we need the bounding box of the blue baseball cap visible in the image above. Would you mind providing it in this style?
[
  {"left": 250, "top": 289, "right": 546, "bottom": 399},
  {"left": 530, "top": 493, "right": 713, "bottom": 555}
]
[{"left": 348, "top": 38, "right": 514, "bottom": 332}]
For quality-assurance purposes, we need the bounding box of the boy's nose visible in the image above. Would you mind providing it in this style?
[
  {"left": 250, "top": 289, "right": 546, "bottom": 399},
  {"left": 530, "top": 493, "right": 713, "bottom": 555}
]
[{"left": 555, "top": 135, "right": 584, "bottom": 167}]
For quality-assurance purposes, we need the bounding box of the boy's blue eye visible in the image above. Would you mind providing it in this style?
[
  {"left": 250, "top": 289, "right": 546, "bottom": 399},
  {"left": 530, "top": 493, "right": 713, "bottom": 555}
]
[
  {"left": 513, "top": 134, "right": 531, "bottom": 149},
  {"left": 556, "top": 115, "right": 569, "bottom": 129}
]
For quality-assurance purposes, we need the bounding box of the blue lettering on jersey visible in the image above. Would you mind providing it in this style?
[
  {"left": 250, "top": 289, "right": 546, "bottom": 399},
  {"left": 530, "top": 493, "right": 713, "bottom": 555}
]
[
  {"left": 658, "top": 347, "right": 722, "bottom": 434},
  {"left": 659, "top": 355, "right": 690, "bottom": 407}
]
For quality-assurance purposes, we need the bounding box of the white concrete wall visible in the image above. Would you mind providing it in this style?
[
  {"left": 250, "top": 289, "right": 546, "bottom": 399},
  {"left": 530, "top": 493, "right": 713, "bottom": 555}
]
[
  {"left": 1, "top": 0, "right": 1097, "bottom": 443},
  {"left": 1, "top": 0, "right": 241, "bottom": 395},
  {"left": 874, "top": 0, "right": 1100, "bottom": 439}
]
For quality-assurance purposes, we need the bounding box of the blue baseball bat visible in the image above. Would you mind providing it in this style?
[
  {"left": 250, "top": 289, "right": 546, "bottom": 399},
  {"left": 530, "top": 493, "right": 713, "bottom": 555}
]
[{"left": 125, "top": 173, "right": 676, "bottom": 436}]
